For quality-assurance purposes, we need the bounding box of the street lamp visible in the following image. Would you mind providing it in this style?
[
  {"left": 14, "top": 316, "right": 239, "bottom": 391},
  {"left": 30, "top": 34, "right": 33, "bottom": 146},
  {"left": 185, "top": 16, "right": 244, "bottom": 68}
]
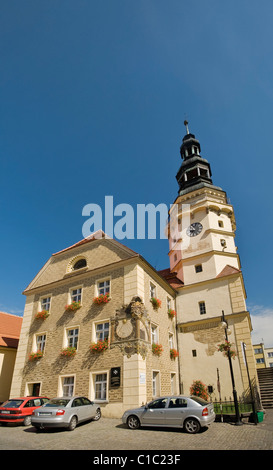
[{"left": 220, "top": 311, "right": 243, "bottom": 426}]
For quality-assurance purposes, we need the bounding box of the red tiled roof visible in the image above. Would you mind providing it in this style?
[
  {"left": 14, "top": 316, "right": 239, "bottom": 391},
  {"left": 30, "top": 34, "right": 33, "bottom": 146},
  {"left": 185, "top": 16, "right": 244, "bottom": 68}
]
[
  {"left": 52, "top": 231, "right": 138, "bottom": 257},
  {"left": 216, "top": 265, "right": 241, "bottom": 278},
  {"left": 158, "top": 268, "right": 184, "bottom": 289},
  {"left": 0, "top": 312, "right": 23, "bottom": 348}
]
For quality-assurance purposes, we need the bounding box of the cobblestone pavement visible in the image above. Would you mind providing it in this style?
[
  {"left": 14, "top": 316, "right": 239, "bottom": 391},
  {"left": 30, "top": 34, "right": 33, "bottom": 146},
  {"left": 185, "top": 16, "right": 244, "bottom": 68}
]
[{"left": 0, "top": 409, "right": 272, "bottom": 451}]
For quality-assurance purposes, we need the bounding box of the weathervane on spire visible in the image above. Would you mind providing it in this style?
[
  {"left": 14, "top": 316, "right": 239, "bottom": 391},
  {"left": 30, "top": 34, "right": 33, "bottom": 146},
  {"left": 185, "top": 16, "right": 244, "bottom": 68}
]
[{"left": 184, "top": 119, "right": 190, "bottom": 135}]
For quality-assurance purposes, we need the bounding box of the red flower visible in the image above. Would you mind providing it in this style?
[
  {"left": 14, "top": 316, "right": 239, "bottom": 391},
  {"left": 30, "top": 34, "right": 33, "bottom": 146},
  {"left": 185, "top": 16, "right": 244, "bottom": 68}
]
[{"left": 93, "top": 294, "right": 111, "bottom": 305}]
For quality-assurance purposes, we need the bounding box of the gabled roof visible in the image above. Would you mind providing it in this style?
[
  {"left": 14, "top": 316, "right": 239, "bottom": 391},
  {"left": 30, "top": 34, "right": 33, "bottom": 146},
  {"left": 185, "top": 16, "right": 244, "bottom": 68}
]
[
  {"left": 0, "top": 312, "right": 22, "bottom": 349},
  {"left": 216, "top": 265, "right": 241, "bottom": 278},
  {"left": 52, "top": 230, "right": 138, "bottom": 257}
]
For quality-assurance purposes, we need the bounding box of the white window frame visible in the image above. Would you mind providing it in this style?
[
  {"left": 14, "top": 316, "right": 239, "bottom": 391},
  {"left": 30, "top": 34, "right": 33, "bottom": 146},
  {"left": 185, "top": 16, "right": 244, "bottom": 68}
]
[
  {"left": 96, "top": 276, "right": 111, "bottom": 297},
  {"left": 63, "top": 326, "right": 80, "bottom": 350},
  {"left": 25, "top": 381, "right": 43, "bottom": 397},
  {"left": 170, "top": 373, "right": 177, "bottom": 395},
  {"left": 152, "top": 370, "right": 160, "bottom": 398},
  {"left": 151, "top": 324, "right": 159, "bottom": 344},
  {"left": 69, "top": 285, "right": 83, "bottom": 304},
  {"left": 90, "top": 370, "right": 109, "bottom": 403},
  {"left": 39, "top": 295, "right": 52, "bottom": 313},
  {"left": 94, "top": 321, "right": 110, "bottom": 342},
  {"left": 150, "top": 282, "right": 156, "bottom": 299},
  {"left": 32, "top": 332, "right": 47, "bottom": 353},
  {"left": 58, "top": 375, "right": 76, "bottom": 397},
  {"left": 167, "top": 297, "right": 172, "bottom": 311},
  {"left": 169, "top": 333, "right": 174, "bottom": 349}
]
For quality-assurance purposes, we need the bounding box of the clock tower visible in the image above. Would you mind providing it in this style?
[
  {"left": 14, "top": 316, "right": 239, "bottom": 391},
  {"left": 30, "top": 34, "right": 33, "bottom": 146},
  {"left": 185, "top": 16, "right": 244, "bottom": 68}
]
[{"left": 169, "top": 122, "right": 259, "bottom": 403}]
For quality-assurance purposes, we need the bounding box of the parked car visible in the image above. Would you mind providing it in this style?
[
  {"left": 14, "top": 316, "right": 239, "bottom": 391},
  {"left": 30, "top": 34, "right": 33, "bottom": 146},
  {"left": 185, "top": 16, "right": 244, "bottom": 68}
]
[
  {"left": 31, "top": 396, "right": 101, "bottom": 431},
  {"left": 122, "top": 395, "right": 215, "bottom": 434},
  {"left": 0, "top": 396, "right": 49, "bottom": 426}
]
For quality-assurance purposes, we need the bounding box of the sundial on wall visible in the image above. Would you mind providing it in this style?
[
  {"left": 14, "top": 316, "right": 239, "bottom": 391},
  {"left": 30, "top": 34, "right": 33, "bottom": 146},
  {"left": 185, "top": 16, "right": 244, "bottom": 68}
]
[
  {"left": 111, "top": 297, "right": 150, "bottom": 359},
  {"left": 115, "top": 318, "right": 134, "bottom": 340}
]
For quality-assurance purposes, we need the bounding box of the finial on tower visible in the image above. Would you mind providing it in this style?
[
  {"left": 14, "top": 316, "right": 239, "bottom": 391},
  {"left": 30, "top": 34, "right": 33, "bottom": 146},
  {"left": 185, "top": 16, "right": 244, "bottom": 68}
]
[{"left": 184, "top": 119, "right": 190, "bottom": 135}]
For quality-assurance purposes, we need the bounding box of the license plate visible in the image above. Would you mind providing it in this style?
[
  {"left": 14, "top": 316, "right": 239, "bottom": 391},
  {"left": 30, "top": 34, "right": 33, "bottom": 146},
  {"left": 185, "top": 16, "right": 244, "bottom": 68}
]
[
  {"left": 1, "top": 411, "right": 10, "bottom": 414},
  {"left": 39, "top": 412, "right": 51, "bottom": 416}
]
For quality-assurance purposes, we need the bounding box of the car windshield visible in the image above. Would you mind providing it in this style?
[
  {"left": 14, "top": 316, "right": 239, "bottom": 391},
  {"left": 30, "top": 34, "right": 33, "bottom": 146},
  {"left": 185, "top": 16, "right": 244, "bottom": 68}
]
[
  {"left": 44, "top": 399, "right": 70, "bottom": 407},
  {"left": 1, "top": 400, "right": 24, "bottom": 408},
  {"left": 190, "top": 396, "right": 208, "bottom": 405}
]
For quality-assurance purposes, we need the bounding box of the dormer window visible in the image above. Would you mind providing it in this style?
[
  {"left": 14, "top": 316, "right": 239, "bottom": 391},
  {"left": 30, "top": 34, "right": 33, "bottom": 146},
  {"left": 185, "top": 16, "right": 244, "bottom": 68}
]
[{"left": 73, "top": 258, "right": 87, "bottom": 270}]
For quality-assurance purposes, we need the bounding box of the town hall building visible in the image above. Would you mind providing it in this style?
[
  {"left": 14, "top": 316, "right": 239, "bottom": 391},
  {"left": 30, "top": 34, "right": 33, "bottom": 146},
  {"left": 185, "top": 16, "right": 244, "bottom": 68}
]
[{"left": 10, "top": 124, "right": 259, "bottom": 417}]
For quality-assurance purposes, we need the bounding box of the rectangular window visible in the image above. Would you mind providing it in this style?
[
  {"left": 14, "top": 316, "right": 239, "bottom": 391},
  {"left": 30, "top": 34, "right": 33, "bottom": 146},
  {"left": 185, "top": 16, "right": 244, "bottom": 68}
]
[
  {"left": 36, "top": 334, "right": 46, "bottom": 352},
  {"left": 152, "top": 371, "right": 160, "bottom": 397},
  {"left": 256, "top": 358, "right": 265, "bottom": 364},
  {"left": 66, "top": 328, "right": 79, "bottom": 349},
  {"left": 167, "top": 297, "right": 171, "bottom": 311},
  {"left": 169, "top": 333, "right": 174, "bottom": 349},
  {"left": 192, "top": 349, "right": 197, "bottom": 357},
  {"left": 151, "top": 325, "right": 159, "bottom": 344},
  {"left": 62, "top": 377, "right": 74, "bottom": 397},
  {"left": 71, "top": 288, "right": 82, "bottom": 303},
  {"left": 195, "top": 264, "right": 203, "bottom": 273},
  {"left": 199, "top": 301, "right": 206, "bottom": 315},
  {"left": 268, "top": 352, "right": 273, "bottom": 358},
  {"left": 150, "top": 282, "right": 156, "bottom": 298},
  {"left": 41, "top": 297, "right": 51, "bottom": 311},
  {"left": 95, "top": 373, "right": 107, "bottom": 400},
  {"left": 254, "top": 348, "right": 263, "bottom": 354},
  {"left": 96, "top": 322, "right": 109, "bottom": 341},
  {"left": 218, "top": 220, "right": 224, "bottom": 228},
  {"left": 98, "top": 280, "right": 110, "bottom": 296},
  {"left": 170, "top": 373, "right": 176, "bottom": 395}
]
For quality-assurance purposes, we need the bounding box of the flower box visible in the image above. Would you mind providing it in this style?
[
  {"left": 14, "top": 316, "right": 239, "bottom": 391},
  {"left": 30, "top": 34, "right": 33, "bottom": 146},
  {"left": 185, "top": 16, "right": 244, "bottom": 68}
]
[
  {"left": 168, "top": 309, "right": 176, "bottom": 320},
  {"left": 218, "top": 340, "right": 236, "bottom": 359},
  {"left": 150, "top": 297, "right": 162, "bottom": 310},
  {"left": 89, "top": 339, "right": 108, "bottom": 353},
  {"left": 60, "top": 346, "right": 77, "bottom": 357},
  {"left": 29, "top": 350, "right": 43, "bottom": 361},
  {"left": 35, "top": 310, "right": 49, "bottom": 320},
  {"left": 170, "top": 348, "right": 179, "bottom": 359},
  {"left": 93, "top": 294, "right": 111, "bottom": 305},
  {"left": 152, "top": 343, "right": 163, "bottom": 356},
  {"left": 65, "top": 301, "right": 81, "bottom": 312}
]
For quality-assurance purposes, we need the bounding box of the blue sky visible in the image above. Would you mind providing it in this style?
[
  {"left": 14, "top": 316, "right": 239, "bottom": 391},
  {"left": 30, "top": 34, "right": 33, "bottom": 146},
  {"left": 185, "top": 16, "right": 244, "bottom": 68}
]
[{"left": 1, "top": 1, "right": 273, "bottom": 346}]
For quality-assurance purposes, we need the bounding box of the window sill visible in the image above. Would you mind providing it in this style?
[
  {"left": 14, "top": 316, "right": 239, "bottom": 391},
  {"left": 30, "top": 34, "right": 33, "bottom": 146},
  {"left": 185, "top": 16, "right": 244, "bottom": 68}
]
[{"left": 63, "top": 267, "right": 89, "bottom": 278}]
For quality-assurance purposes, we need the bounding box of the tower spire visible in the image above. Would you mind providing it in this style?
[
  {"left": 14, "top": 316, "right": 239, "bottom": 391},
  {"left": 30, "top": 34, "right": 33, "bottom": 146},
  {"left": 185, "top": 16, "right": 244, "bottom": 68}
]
[
  {"left": 175, "top": 126, "right": 218, "bottom": 195},
  {"left": 184, "top": 120, "right": 190, "bottom": 135}
]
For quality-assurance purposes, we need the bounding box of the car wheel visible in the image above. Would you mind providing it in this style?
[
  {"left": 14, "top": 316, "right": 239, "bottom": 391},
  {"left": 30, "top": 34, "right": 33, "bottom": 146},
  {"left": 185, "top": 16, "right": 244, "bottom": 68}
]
[
  {"left": 68, "top": 415, "right": 78, "bottom": 431},
  {"left": 23, "top": 415, "right": 32, "bottom": 426},
  {"left": 184, "top": 418, "right": 201, "bottom": 434},
  {"left": 93, "top": 408, "right": 101, "bottom": 421},
  {"left": 127, "top": 415, "right": 140, "bottom": 430}
]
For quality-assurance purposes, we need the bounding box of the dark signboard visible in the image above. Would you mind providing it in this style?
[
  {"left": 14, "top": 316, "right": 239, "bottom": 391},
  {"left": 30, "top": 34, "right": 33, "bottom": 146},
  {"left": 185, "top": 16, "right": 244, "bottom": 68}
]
[{"left": 110, "top": 367, "right": 121, "bottom": 388}]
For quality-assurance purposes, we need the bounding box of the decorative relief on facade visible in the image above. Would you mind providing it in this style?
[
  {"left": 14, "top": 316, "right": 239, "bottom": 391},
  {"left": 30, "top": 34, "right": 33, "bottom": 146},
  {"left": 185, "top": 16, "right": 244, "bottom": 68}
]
[{"left": 110, "top": 296, "right": 150, "bottom": 359}]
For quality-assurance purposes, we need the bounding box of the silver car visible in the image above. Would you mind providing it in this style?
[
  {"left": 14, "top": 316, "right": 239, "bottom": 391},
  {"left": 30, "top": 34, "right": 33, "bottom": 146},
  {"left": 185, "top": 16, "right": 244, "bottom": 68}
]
[
  {"left": 122, "top": 396, "right": 215, "bottom": 434},
  {"left": 31, "top": 396, "right": 101, "bottom": 431}
]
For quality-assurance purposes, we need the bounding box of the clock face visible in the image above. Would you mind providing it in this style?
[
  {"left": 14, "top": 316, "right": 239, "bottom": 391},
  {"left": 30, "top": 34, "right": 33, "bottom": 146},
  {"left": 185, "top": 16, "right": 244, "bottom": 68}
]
[
  {"left": 116, "top": 319, "right": 133, "bottom": 339},
  {"left": 186, "top": 222, "right": 203, "bottom": 237}
]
